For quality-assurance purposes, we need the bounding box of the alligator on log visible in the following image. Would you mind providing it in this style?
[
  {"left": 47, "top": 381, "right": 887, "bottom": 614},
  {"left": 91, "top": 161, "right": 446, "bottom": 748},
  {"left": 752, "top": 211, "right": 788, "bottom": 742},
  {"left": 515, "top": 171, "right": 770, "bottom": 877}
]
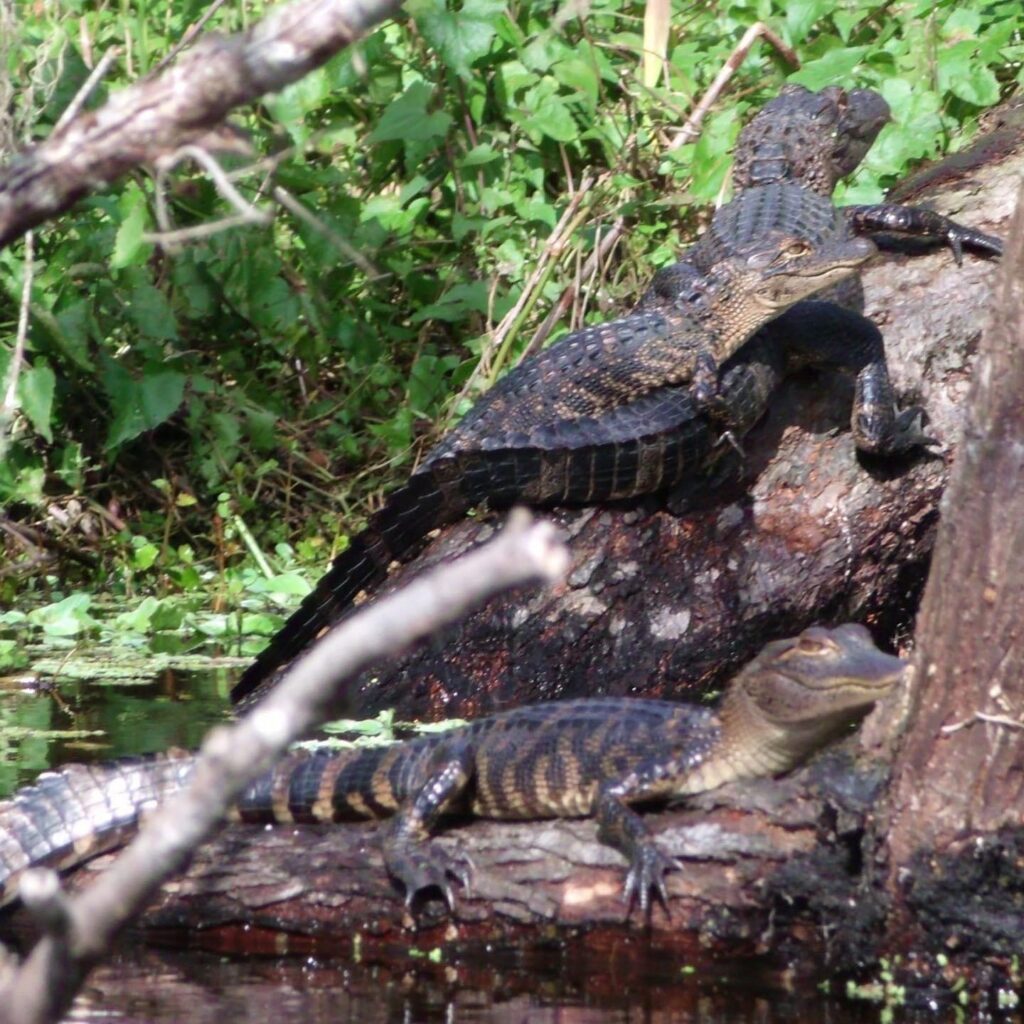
[
  {"left": 348, "top": 117, "right": 1018, "bottom": 725},
  {"left": 6, "top": 106, "right": 1021, "bottom": 978},
  {"left": 18, "top": 105, "right": 1010, "bottom": 973}
]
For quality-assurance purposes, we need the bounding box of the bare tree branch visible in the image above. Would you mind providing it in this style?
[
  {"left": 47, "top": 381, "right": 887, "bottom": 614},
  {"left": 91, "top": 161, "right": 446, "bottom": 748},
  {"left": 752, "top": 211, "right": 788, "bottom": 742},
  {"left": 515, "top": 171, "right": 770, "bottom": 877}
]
[
  {"left": 0, "top": 511, "right": 569, "bottom": 1024},
  {"left": 669, "top": 22, "right": 798, "bottom": 150},
  {"left": 0, "top": 231, "right": 34, "bottom": 460},
  {"left": 0, "top": 0, "right": 406, "bottom": 251}
]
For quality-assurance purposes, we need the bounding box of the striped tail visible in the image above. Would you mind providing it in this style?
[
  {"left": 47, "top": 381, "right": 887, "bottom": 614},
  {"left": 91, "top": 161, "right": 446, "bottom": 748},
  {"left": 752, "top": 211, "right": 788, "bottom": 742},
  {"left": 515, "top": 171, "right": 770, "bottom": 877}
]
[
  {"left": 0, "top": 754, "right": 195, "bottom": 907},
  {"left": 0, "top": 746, "right": 418, "bottom": 908},
  {"left": 230, "top": 469, "right": 459, "bottom": 706}
]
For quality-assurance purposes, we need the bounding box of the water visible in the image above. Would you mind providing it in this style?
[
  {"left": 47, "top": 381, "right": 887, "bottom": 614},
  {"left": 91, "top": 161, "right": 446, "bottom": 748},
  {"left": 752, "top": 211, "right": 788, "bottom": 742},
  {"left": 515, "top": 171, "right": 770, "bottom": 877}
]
[{"left": 58, "top": 944, "right": 886, "bottom": 1024}]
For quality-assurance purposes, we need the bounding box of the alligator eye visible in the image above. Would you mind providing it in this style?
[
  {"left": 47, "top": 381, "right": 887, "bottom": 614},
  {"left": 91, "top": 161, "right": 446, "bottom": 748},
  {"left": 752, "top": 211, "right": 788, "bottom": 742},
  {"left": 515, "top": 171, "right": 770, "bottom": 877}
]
[
  {"left": 795, "top": 637, "right": 833, "bottom": 655},
  {"left": 782, "top": 240, "right": 812, "bottom": 258}
]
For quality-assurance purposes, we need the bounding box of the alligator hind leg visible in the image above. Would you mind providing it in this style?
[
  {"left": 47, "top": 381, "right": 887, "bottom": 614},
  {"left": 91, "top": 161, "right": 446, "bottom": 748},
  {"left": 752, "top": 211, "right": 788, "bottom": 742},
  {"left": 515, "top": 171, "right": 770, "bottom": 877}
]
[
  {"left": 381, "top": 740, "right": 475, "bottom": 911},
  {"left": 844, "top": 204, "right": 1003, "bottom": 264}
]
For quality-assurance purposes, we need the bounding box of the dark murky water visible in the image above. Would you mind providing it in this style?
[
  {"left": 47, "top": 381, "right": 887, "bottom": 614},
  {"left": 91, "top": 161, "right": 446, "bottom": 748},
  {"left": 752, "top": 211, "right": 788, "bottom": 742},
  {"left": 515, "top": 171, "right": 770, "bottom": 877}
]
[{"left": 57, "top": 944, "right": 891, "bottom": 1024}]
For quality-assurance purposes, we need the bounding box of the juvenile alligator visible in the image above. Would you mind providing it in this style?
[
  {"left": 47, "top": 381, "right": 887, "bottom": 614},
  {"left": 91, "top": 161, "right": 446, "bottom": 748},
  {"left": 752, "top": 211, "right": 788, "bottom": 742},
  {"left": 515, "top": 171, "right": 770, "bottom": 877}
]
[
  {"left": 0, "top": 624, "right": 904, "bottom": 912},
  {"left": 230, "top": 229, "right": 872, "bottom": 705},
  {"left": 640, "top": 84, "right": 1002, "bottom": 453},
  {"left": 645, "top": 84, "right": 1001, "bottom": 299}
]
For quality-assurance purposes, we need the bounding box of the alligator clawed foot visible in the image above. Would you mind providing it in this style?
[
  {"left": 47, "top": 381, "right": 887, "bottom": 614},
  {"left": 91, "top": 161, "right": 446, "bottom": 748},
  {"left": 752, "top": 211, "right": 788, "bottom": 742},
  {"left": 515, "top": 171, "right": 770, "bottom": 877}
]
[
  {"left": 692, "top": 350, "right": 723, "bottom": 410},
  {"left": 389, "top": 843, "right": 474, "bottom": 912},
  {"left": 892, "top": 405, "right": 941, "bottom": 454},
  {"left": 946, "top": 224, "right": 1004, "bottom": 265},
  {"left": 622, "top": 843, "right": 680, "bottom": 917},
  {"left": 715, "top": 428, "right": 746, "bottom": 458}
]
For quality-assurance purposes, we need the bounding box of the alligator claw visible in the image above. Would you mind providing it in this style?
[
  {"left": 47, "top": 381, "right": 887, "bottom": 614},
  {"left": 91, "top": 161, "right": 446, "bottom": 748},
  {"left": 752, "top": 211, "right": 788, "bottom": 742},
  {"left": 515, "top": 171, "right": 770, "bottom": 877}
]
[
  {"left": 947, "top": 231, "right": 964, "bottom": 267},
  {"left": 947, "top": 225, "right": 1003, "bottom": 264},
  {"left": 892, "top": 405, "right": 940, "bottom": 453},
  {"left": 389, "top": 843, "right": 474, "bottom": 911},
  {"left": 692, "top": 350, "right": 722, "bottom": 410},
  {"left": 622, "top": 843, "right": 680, "bottom": 915}
]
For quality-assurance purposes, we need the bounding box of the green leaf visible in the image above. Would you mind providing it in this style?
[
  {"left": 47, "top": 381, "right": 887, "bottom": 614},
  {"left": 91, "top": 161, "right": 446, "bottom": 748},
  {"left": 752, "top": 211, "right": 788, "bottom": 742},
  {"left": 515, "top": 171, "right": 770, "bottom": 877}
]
[
  {"left": 133, "top": 542, "right": 160, "bottom": 570},
  {"left": 521, "top": 81, "right": 579, "bottom": 143},
  {"left": 788, "top": 46, "right": 869, "bottom": 90},
  {"left": 105, "top": 364, "right": 187, "bottom": 449},
  {"left": 265, "top": 68, "right": 330, "bottom": 146},
  {"left": 459, "top": 144, "right": 500, "bottom": 168},
  {"left": 554, "top": 57, "right": 600, "bottom": 108},
  {"left": 784, "top": 0, "right": 833, "bottom": 44},
  {"left": 368, "top": 81, "right": 452, "bottom": 143},
  {"left": 937, "top": 41, "right": 999, "bottom": 107},
  {"left": 128, "top": 282, "right": 177, "bottom": 341},
  {"left": 410, "top": 0, "right": 504, "bottom": 78},
  {"left": 111, "top": 184, "right": 151, "bottom": 269},
  {"left": 250, "top": 572, "right": 313, "bottom": 597},
  {"left": 27, "top": 594, "right": 97, "bottom": 637},
  {"left": 18, "top": 362, "right": 56, "bottom": 441},
  {"left": 0, "top": 639, "right": 28, "bottom": 671}
]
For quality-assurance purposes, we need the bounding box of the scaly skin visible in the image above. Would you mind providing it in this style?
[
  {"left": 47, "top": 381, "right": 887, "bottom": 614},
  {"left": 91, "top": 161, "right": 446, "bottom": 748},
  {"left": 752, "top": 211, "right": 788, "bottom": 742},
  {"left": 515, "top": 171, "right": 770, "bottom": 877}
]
[
  {"left": 232, "top": 86, "right": 1002, "bottom": 707},
  {"left": 0, "top": 624, "right": 904, "bottom": 913},
  {"left": 230, "top": 229, "right": 872, "bottom": 706},
  {"left": 639, "top": 83, "right": 1002, "bottom": 456}
]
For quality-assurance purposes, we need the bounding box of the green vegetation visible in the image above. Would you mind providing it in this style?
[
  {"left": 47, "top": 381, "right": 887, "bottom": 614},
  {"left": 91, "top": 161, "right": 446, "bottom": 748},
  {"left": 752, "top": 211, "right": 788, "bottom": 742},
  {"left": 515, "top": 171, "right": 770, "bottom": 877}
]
[{"left": 1, "top": 0, "right": 1022, "bottom": 653}]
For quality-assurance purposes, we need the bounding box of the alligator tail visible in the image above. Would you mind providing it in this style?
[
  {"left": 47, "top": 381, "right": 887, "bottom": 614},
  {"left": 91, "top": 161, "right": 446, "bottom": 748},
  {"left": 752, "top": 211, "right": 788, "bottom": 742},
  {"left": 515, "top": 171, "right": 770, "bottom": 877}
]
[
  {"left": 0, "top": 745, "right": 415, "bottom": 908},
  {"left": 230, "top": 468, "right": 460, "bottom": 706},
  {"left": 0, "top": 754, "right": 195, "bottom": 908}
]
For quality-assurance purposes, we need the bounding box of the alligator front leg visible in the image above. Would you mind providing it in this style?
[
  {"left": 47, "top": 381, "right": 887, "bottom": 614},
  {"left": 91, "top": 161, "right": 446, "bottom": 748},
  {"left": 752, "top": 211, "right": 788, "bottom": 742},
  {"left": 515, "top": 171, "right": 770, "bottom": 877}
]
[
  {"left": 774, "top": 301, "right": 938, "bottom": 455},
  {"left": 593, "top": 747, "right": 715, "bottom": 913},
  {"left": 381, "top": 741, "right": 475, "bottom": 910},
  {"left": 595, "top": 790, "right": 681, "bottom": 913},
  {"left": 843, "top": 204, "right": 1003, "bottom": 264}
]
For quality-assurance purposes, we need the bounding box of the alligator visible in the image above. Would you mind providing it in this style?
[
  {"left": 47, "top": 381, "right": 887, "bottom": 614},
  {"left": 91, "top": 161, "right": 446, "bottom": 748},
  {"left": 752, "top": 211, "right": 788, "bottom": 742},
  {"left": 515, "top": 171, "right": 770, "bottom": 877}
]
[
  {"left": 0, "top": 624, "right": 904, "bottom": 913},
  {"left": 230, "top": 86, "right": 1001, "bottom": 708},
  {"left": 644, "top": 84, "right": 1002, "bottom": 299},
  {"left": 230, "top": 229, "right": 872, "bottom": 706},
  {"left": 639, "top": 84, "right": 1002, "bottom": 453}
]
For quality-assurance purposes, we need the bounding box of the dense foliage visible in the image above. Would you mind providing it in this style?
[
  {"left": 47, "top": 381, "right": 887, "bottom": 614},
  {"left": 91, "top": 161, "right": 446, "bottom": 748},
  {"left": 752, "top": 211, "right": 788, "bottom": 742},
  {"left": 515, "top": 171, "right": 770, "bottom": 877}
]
[{"left": 0, "top": 0, "right": 1021, "bottom": 650}]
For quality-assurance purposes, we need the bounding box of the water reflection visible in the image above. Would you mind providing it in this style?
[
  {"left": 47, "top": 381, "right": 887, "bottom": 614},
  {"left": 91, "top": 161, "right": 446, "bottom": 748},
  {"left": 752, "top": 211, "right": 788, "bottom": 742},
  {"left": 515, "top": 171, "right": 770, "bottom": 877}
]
[
  {"left": 0, "top": 661, "right": 232, "bottom": 795},
  {"left": 62, "top": 945, "right": 878, "bottom": 1024}
]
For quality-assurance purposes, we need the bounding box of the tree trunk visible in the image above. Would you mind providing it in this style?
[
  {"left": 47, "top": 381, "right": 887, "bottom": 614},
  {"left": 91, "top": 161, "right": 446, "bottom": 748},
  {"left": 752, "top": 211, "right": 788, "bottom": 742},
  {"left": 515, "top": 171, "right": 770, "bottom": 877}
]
[{"left": 875, "top": 176, "right": 1024, "bottom": 966}]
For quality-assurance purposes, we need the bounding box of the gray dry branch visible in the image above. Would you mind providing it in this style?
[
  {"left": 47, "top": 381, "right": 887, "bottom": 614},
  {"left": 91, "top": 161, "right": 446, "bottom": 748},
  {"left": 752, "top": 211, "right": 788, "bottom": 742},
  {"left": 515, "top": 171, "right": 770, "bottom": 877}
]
[
  {"left": 0, "top": 512, "right": 568, "bottom": 1024},
  {"left": 0, "top": 0, "right": 405, "bottom": 250}
]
